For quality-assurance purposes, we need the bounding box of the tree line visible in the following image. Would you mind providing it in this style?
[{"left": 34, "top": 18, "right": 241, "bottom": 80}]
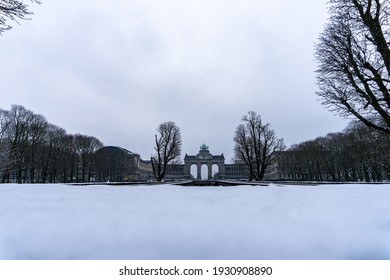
[
  {"left": 0, "top": 105, "right": 103, "bottom": 183},
  {"left": 284, "top": 121, "right": 390, "bottom": 182}
]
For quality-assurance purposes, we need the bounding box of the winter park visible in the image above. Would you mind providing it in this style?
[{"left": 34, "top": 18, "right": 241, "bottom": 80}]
[{"left": 1, "top": 0, "right": 390, "bottom": 261}]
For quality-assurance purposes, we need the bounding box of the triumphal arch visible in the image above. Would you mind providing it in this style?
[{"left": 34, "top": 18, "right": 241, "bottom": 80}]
[{"left": 183, "top": 144, "right": 226, "bottom": 179}]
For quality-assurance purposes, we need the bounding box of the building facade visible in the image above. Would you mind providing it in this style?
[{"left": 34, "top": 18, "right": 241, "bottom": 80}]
[
  {"left": 183, "top": 144, "right": 226, "bottom": 180},
  {"left": 93, "top": 146, "right": 153, "bottom": 182},
  {"left": 92, "top": 144, "right": 290, "bottom": 182}
]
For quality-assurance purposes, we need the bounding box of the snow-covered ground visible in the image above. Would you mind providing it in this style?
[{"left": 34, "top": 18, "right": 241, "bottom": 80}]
[{"left": 0, "top": 183, "right": 389, "bottom": 260}]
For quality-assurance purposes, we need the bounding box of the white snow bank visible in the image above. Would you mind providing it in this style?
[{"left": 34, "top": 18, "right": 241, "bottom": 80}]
[{"left": 0, "top": 183, "right": 389, "bottom": 260}]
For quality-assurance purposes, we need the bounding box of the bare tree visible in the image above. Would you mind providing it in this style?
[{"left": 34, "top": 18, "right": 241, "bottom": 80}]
[
  {"left": 151, "top": 121, "right": 182, "bottom": 182},
  {"left": 57, "top": 133, "right": 76, "bottom": 183},
  {"left": 40, "top": 124, "right": 67, "bottom": 183},
  {"left": 233, "top": 111, "right": 285, "bottom": 181},
  {"left": 315, "top": 0, "right": 390, "bottom": 134},
  {"left": 27, "top": 112, "right": 48, "bottom": 182},
  {"left": 6, "top": 105, "right": 34, "bottom": 182},
  {"left": 0, "top": 0, "right": 41, "bottom": 34},
  {"left": 74, "top": 134, "right": 103, "bottom": 182},
  {"left": 0, "top": 105, "right": 105, "bottom": 183},
  {"left": 0, "top": 108, "right": 10, "bottom": 141},
  {"left": 0, "top": 108, "right": 12, "bottom": 179}
]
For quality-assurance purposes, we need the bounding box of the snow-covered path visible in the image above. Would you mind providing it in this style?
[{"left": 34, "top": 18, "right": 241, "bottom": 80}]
[{"left": 0, "top": 183, "right": 389, "bottom": 259}]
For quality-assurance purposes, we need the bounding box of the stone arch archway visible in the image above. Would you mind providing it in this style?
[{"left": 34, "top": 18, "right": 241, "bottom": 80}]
[{"left": 184, "top": 144, "right": 226, "bottom": 180}]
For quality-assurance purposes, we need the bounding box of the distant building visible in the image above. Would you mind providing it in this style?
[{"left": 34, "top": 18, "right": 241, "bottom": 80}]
[
  {"left": 93, "top": 146, "right": 152, "bottom": 182},
  {"left": 92, "top": 145, "right": 292, "bottom": 182},
  {"left": 182, "top": 144, "right": 226, "bottom": 180},
  {"left": 224, "top": 164, "right": 248, "bottom": 180}
]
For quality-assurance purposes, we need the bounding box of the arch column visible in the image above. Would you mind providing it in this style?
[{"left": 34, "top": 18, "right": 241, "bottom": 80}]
[
  {"left": 208, "top": 164, "right": 212, "bottom": 180},
  {"left": 197, "top": 163, "right": 202, "bottom": 180}
]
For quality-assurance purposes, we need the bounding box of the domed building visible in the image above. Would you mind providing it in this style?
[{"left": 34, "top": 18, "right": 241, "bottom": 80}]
[{"left": 93, "top": 146, "right": 152, "bottom": 182}]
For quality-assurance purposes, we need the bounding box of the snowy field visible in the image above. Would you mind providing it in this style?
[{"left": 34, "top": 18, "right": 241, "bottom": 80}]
[{"left": 0, "top": 183, "right": 390, "bottom": 260}]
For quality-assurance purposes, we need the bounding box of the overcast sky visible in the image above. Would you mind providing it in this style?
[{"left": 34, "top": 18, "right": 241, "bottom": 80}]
[{"left": 0, "top": 0, "right": 348, "bottom": 162}]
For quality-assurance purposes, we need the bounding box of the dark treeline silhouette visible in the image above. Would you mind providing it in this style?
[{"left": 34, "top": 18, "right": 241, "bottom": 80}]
[
  {"left": 0, "top": 105, "right": 103, "bottom": 183},
  {"left": 284, "top": 121, "right": 390, "bottom": 182}
]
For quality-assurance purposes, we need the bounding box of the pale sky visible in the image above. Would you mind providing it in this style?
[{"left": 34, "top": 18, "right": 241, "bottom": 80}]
[{"left": 0, "top": 0, "right": 348, "bottom": 162}]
